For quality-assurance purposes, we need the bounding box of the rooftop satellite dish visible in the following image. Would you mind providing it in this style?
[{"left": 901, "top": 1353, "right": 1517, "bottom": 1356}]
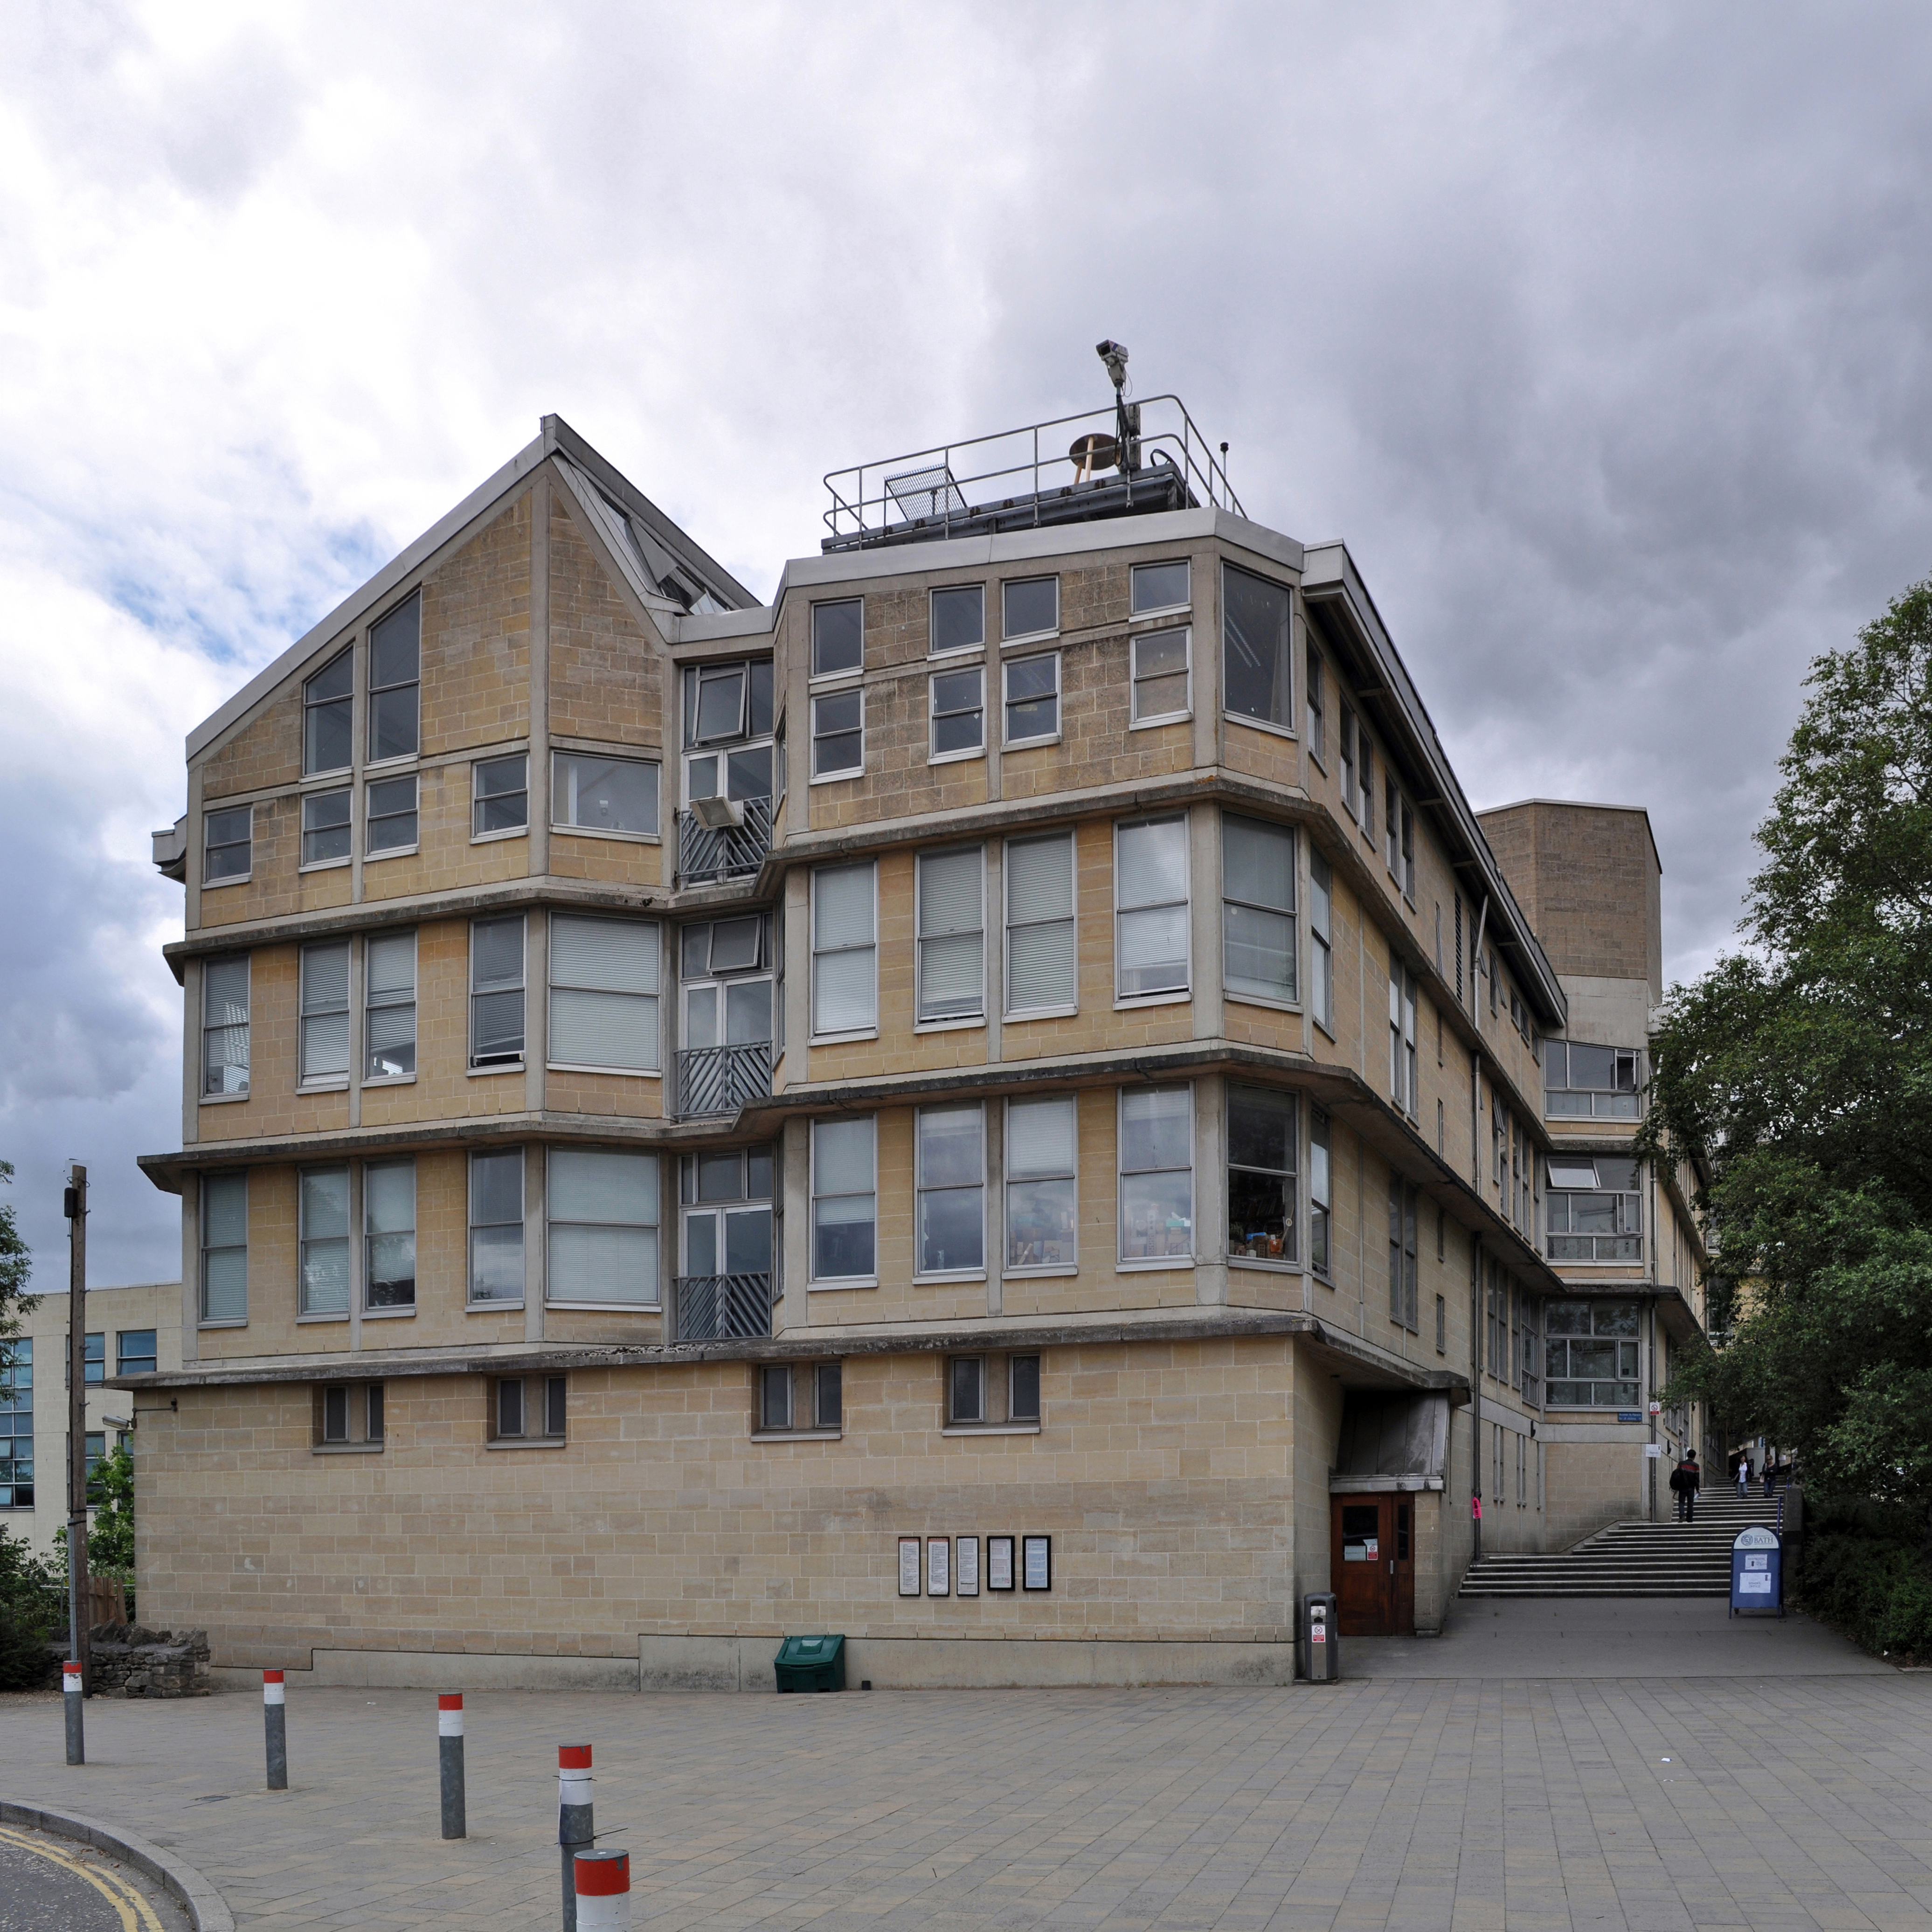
[{"left": 1069, "top": 432, "right": 1120, "bottom": 482}]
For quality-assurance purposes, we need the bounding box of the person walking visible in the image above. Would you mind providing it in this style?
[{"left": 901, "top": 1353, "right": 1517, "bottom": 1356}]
[
  {"left": 1736, "top": 1457, "right": 1750, "bottom": 1499},
  {"left": 1670, "top": 1449, "right": 1701, "bottom": 1522}
]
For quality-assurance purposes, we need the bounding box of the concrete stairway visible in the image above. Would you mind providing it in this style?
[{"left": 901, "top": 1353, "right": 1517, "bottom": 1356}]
[{"left": 1460, "top": 1490, "right": 1787, "bottom": 1599}]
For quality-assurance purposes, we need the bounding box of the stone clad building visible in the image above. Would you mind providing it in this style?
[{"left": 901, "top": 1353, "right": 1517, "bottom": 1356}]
[{"left": 123, "top": 395, "right": 1710, "bottom": 1689}]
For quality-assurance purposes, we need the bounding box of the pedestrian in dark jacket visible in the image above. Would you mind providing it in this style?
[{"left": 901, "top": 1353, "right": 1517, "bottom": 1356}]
[{"left": 1669, "top": 1450, "right": 1701, "bottom": 1522}]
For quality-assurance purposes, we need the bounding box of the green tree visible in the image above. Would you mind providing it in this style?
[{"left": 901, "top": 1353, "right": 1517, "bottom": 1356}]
[
  {"left": 1644, "top": 576, "right": 1932, "bottom": 1506},
  {"left": 0, "top": 1524, "right": 64, "bottom": 1689},
  {"left": 0, "top": 1160, "right": 33, "bottom": 1338},
  {"left": 86, "top": 1443, "right": 135, "bottom": 1578}
]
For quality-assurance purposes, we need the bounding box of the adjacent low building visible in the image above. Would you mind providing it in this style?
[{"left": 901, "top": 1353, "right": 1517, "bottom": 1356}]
[{"left": 121, "top": 389, "right": 1712, "bottom": 1688}]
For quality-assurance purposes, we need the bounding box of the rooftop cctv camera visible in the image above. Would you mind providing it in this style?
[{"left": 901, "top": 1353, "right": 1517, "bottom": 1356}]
[{"left": 1095, "top": 339, "right": 1130, "bottom": 390}]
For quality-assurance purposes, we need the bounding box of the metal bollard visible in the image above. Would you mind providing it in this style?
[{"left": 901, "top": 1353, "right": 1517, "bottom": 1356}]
[
  {"left": 63, "top": 1660, "right": 83, "bottom": 1765},
  {"left": 574, "top": 1849, "right": 629, "bottom": 1932},
  {"left": 439, "top": 1694, "right": 466, "bottom": 1839},
  {"left": 558, "top": 1744, "right": 594, "bottom": 1932},
  {"left": 263, "top": 1670, "right": 288, "bottom": 1790}
]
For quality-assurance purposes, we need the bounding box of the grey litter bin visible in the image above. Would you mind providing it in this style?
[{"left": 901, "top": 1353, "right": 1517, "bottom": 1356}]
[{"left": 1302, "top": 1592, "right": 1340, "bottom": 1682}]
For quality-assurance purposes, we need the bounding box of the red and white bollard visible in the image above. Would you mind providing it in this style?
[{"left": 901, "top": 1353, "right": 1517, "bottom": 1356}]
[
  {"left": 63, "top": 1660, "right": 83, "bottom": 1765},
  {"left": 558, "top": 1744, "right": 594, "bottom": 1931},
  {"left": 439, "top": 1693, "right": 465, "bottom": 1839},
  {"left": 263, "top": 1670, "right": 288, "bottom": 1789},
  {"left": 574, "top": 1849, "right": 629, "bottom": 1932}
]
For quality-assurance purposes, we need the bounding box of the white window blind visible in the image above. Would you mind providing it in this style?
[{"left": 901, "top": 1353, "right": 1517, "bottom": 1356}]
[
  {"left": 470, "top": 917, "right": 525, "bottom": 1065},
  {"left": 811, "top": 864, "right": 876, "bottom": 1035},
  {"left": 917, "top": 848, "right": 983, "bottom": 1022},
  {"left": 299, "top": 1166, "right": 350, "bottom": 1315},
  {"left": 1006, "top": 833, "right": 1075, "bottom": 1014},
  {"left": 548, "top": 1149, "right": 659, "bottom": 1304},
  {"left": 200, "top": 1172, "right": 248, "bottom": 1322},
  {"left": 1222, "top": 816, "right": 1296, "bottom": 1003},
  {"left": 549, "top": 915, "right": 660, "bottom": 1071},
  {"left": 202, "top": 955, "right": 250, "bottom": 1096},
  {"left": 1115, "top": 817, "right": 1190, "bottom": 998},
  {"left": 300, "top": 942, "right": 351, "bottom": 1084},
  {"left": 1006, "top": 1095, "right": 1076, "bottom": 1271},
  {"left": 366, "top": 933, "right": 416, "bottom": 1079},
  {"left": 811, "top": 1116, "right": 876, "bottom": 1281},
  {"left": 1119, "top": 1085, "right": 1194, "bottom": 1264}
]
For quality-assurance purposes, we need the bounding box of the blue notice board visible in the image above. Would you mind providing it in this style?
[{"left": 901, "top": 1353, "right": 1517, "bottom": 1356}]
[{"left": 1731, "top": 1524, "right": 1783, "bottom": 1617}]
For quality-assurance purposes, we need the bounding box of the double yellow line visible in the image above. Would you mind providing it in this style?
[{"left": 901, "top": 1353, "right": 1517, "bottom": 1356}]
[{"left": 0, "top": 1822, "right": 166, "bottom": 1931}]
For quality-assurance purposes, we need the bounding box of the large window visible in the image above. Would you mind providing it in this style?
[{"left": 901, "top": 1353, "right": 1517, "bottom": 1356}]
[
  {"left": 1545, "top": 1299, "right": 1640, "bottom": 1407},
  {"left": 915, "top": 1105, "right": 984, "bottom": 1277},
  {"left": 1006, "top": 1095, "right": 1076, "bottom": 1273},
  {"left": 1544, "top": 1040, "right": 1641, "bottom": 1118},
  {"left": 1228, "top": 1086, "right": 1296, "bottom": 1263},
  {"left": 554, "top": 751, "right": 660, "bottom": 836},
  {"left": 1223, "top": 815, "right": 1296, "bottom": 1003},
  {"left": 1115, "top": 816, "right": 1189, "bottom": 1000},
  {"left": 299, "top": 1166, "right": 351, "bottom": 1316},
  {"left": 810, "top": 1116, "right": 876, "bottom": 1282},
  {"left": 470, "top": 916, "right": 525, "bottom": 1067},
  {"left": 1306, "top": 641, "right": 1325, "bottom": 761},
  {"left": 1119, "top": 1085, "right": 1193, "bottom": 1266},
  {"left": 810, "top": 863, "right": 876, "bottom": 1037},
  {"left": 299, "top": 941, "right": 350, "bottom": 1087},
  {"left": 366, "top": 932, "right": 416, "bottom": 1079},
  {"left": 1222, "top": 563, "right": 1293, "bottom": 729},
  {"left": 1003, "top": 654, "right": 1060, "bottom": 745},
  {"left": 1309, "top": 851, "right": 1334, "bottom": 1032},
  {"left": 681, "top": 916, "right": 772, "bottom": 1058},
  {"left": 204, "top": 804, "right": 251, "bottom": 883},
  {"left": 684, "top": 661, "right": 773, "bottom": 804},
  {"left": 547, "top": 1149, "right": 660, "bottom": 1306},
  {"left": 1005, "top": 831, "right": 1075, "bottom": 1016},
  {"left": 679, "top": 1146, "right": 774, "bottom": 1283},
  {"left": 811, "top": 600, "right": 863, "bottom": 678},
  {"left": 200, "top": 1171, "right": 248, "bottom": 1323},
  {"left": 469, "top": 1149, "right": 526, "bottom": 1305},
  {"left": 1546, "top": 1156, "right": 1642, "bottom": 1261},
  {"left": 1388, "top": 1178, "right": 1419, "bottom": 1330},
  {"left": 917, "top": 847, "right": 984, "bottom": 1024},
  {"left": 1310, "top": 1109, "right": 1331, "bottom": 1275},
  {"left": 0, "top": 1340, "right": 31, "bottom": 1509},
  {"left": 304, "top": 650, "right": 352, "bottom": 776},
  {"left": 302, "top": 789, "right": 351, "bottom": 866},
  {"left": 201, "top": 955, "right": 250, "bottom": 1097},
  {"left": 367, "top": 594, "right": 421, "bottom": 762},
  {"left": 549, "top": 915, "right": 660, "bottom": 1072},
  {"left": 930, "top": 667, "right": 984, "bottom": 760},
  {"left": 364, "top": 1161, "right": 416, "bottom": 1309}
]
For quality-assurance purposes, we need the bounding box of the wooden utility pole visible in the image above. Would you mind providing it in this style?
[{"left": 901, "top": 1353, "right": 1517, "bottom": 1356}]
[{"left": 64, "top": 1163, "right": 90, "bottom": 1694}]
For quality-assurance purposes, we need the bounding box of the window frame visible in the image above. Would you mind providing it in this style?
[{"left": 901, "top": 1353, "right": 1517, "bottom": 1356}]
[
  {"left": 1113, "top": 814, "right": 1191, "bottom": 1006},
  {"left": 1117, "top": 1082, "right": 1196, "bottom": 1271},
  {"left": 1221, "top": 813, "right": 1298, "bottom": 1009},
  {"left": 298, "top": 940, "right": 352, "bottom": 1090},
  {"left": 365, "top": 928, "right": 418, "bottom": 1083},
  {"left": 365, "top": 592, "right": 422, "bottom": 767},
  {"left": 809, "top": 1114, "right": 878, "bottom": 1288},
  {"left": 297, "top": 1163, "right": 352, "bottom": 1319},
  {"left": 303, "top": 648, "right": 354, "bottom": 779},
  {"left": 1004, "top": 1094, "right": 1078, "bottom": 1277},
  {"left": 1309, "top": 850, "right": 1334, "bottom": 1036},
  {"left": 488, "top": 1374, "right": 568, "bottom": 1445},
  {"left": 1000, "top": 574, "right": 1059, "bottom": 644},
  {"left": 1544, "top": 1299, "right": 1642, "bottom": 1409},
  {"left": 200, "top": 954, "right": 251, "bottom": 1101},
  {"left": 928, "top": 664, "right": 986, "bottom": 764},
  {"left": 915, "top": 845, "right": 986, "bottom": 1028},
  {"left": 1387, "top": 1177, "right": 1420, "bottom": 1332},
  {"left": 469, "top": 914, "right": 526, "bottom": 1070},
  {"left": 362, "top": 1158, "right": 417, "bottom": 1315},
  {"left": 1309, "top": 1108, "right": 1331, "bottom": 1279},
  {"left": 1227, "top": 1084, "right": 1298, "bottom": 1268},
  {"left": 1306, "top": 642, "right": 1326, "bottom": 765},
  {"left": 810, "top": 598, "right": 864, "bottom": 681},
  {"left": 545, "top": 1147, "right": 662, "bottom": 1310},
  {"left": 1004, "top": 829, "right": 1077, "bottom": 1020},
  {"left": 115, "top": 1330, "right": 158, "bottom": 1378},
  {"left": 1001, "top": 651, "right": 1061, "bottom": 748},
  {"left": 547, "top": 912, "right": 663, "bottom": 1076},
  {"left": 928, "top": 583, "right": 986, "bottom": 657},
  {"left": 1220, "top": 561, "right": 1295, "bottom": 736},
  {"left": 300, "top": 786, "right": 353, "bottom": 870},
  {"left": 198, "top": 1170, "right": 249, "bottom": 1326},
  {"left": 1129, "top": 558, "right": 1191, "bottom": 621},
  {"left": 809, "top": 861, "right": 878, "bottom": 1042},
  {"left": 550, "top": 748, "right": 662, "bottom": 841},
  {"left": 810, "top": 686, "right": 865, "bottom": 782},
  {"left": 914, "top": 1102, "right": 986, "bottom": 1282},
  {"left": 472, "top": 753, "right": 530, "bottom": 841},
  {"left": 1129, "top": 625, "right": 1192, "bottom": 727},
  {"left": 364, "top": 771, "right": 419, "bottom": 858},
  {"left": 467, "top": 1147, "right": 527, "bottom": 1309},
  {"left": 202, "top": 803, "right": 253, "bottom": 885}
]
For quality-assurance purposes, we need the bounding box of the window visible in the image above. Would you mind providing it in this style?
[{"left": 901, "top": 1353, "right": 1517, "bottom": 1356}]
[
  {"left": 299, "top": 1165, "right": 351, "bottom": 1316},
  {"left": 679, "top": 1146, "right": 773, "bottom": 1290},
  {"left": 367, "top": 594, "right": 421, "bottom": 762},
  {"left": 759, "top": 1363, "right": 793, "bottom": 1432},
  {"left": 116, "top": 1330, "right": 157, "bottom": 1378},
  {"left": 1488, "top": 949, "right": 1499, "bottom": 1017},
  {"left": 304, "top": 650, "right": 353, "bottom": 776},
  {"left": 1546, "top": 1156, "right": 1643, "bottom": 1261},
  {"left": 1119, "top": 1084, "right": 1193, "bottom": 1265},
  {"left": 365, "top": 774, "right": 417, "bottom": 854},
  {"left": 1545, "top": 1300, "right": 1640, "bottom": 1407},
  {"left": 1310, "top": 1110, "right": 1331, "bottom": 1276},
  {"left": 811, "top": 599, "right": 863, "bottom": 678},
  {"left": 1115, "top": 815, "right": 1189, "bottom": 1000},
  {"left": 299, "top": 941, "right": 350, "bottom": 1086},
  {"left": 469, "top": 1149, "right": 526, "bottom": 1305},
  {"left": 1006, "top": 1095, "right": 1076, "bottom": 1273},
  {"left": 949, "top": 1355, "right": 984, "bottom": 1424},
  {"left": 1131, "top": 559, "right": 1190, "bottom": 616},
  {"left": 1228, "top": 1086, "right": 1296, "bottom": 1263},
  {"left": 1388, "top": 965, "right": 1418, "bottom": 1114},
  {"left": 682, "top": 663, "right": 772, "bottom": 805},
  {"left": 815, "top": 1361, "right": 842, "bottom": 1430},
  {"left": 810, "top": 1116, "right": 876, "bottom": 1282},
  {"left": 1340, "top": 705, "right": 1358, "bottom": 817},
  {"left": 364, "top": 1160, "right": 416, "bottom": 1309},
  {"left": 1519, "top": 1295, "right": 1543, "bottom": 1406},
  {"left": 1002, "top": 575, "right": 1058, "bottom": 641},
  {"left": 691, "top": 661, "right": 749, "bottom": 742},
  {"left": 549, "top": 915, "right": 661, "bottom": 1072},
  {"left": 492, "top": 1375, "right": 567, "bottom": 1440},
  {"left": 945, "top": 1353, "right": 1038, "bottom": 1428},
  {"left": 1005, "top": 831, "right": 1075, "bottom": 1016},
  {"left": 315, "top": 1382, "right": 384, "bottom": 1448},
  {"left": 810, "top": 863, "right": 875, "bottom": 1036},
  {"left": 1222, "top": 563, "right": 1293, "bottom": 729},
  {"left": 201, "top": 955, "right": 250, "bottom": 1097},
  {"left": 1388, "top": 1178, "right": 1419, "bottom": 1330},
  {"left": 1223, "top": 815, "right": 1296, "bottom": 1003},
  {"left": 917, "top": 847, "right": 984, "bottom": 1023},
  {"left": 929, "top": 666, "right": 984, "bottom": 760},
  {"left": 80, "top": 1333, "right": 104, "bottom": 1385},
  {"left": 811, "top": 689, "right": 863, "bottom": 778},
  {"left": 204, "top": 805, "right": 251, "bottom": 883},
  {"left": 1010, "top": 1355, "right": 1041, "bottom": 1422},
  {"left": 930, "top": 584, "right": 984, "bottom": 654},
  {"left": 916, "top": 1104, "right": 983, "bottom": 1277},
  {"left": 1401, "top": 801, "right": 1416, "bottom": 902},
  {"left": 680, "top": 916, "right": 773, "bottom": 1072},
  {"left": 553, "top": 751, "right": 660, "bottom": 836},
  {"left": 83, "top": 1432, "right": 106, "bottom": 1503},
  {"left": 1307, "top": 643, "right": 1325, "bottom": 762},
  {"left": 200, "top": 1172, "right": 248, "bottom": 1322},
  {"left": 473, "top": 755, "right": 528, "bottom": 836},
  {"left": 1454, "top": 895, "right": 1465, "bottom": 1006},
  {"left": 1309, "top": 852, "right": 1333, "bottom": 1032},
  {"left": 1131, "top": 627, "right": 1190, "bottom": 724},
  {"left": 366, "top": 931, "right": 416, "bottom": 1079},
  {"left": 470, "top": 916, "right": 525, "bottom": 1066},
  {"left": 0, "top": 1341, "right": 32, "bottom": 1508},
  {"left": 1544, "top": 1041, "right": 1641, "bottom": 1118},
  {"left": 1435, "top": 1294, "right": 1447, "bottom": 1355},
  {"left": 1385, "top": 779, "right": 1400, "bottom": 878},
  {"left": 302, "top": 789, "right": 351, "bottom": 866},
  {"left": 547, "top": 1149, "right": 660, "bottom": 1305},
  {"left": 1003, "top": 652, "right": 1060, "bottom": 745},
  {"left": 1360, "top": 736, "right": 1375, "bottom": 838}
]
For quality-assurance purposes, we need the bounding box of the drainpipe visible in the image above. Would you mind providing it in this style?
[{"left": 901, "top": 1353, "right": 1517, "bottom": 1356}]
[{"left": 1466, "top": 897, "right": 1489, "bottom": 1567}]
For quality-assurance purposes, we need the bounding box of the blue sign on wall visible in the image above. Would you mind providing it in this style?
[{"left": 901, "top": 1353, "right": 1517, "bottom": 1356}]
[
  {"left": 1617, "top": 1411, "right": 1641, "bottom": 1422},
  {"left": 1731, "top": 1525, "right": 1783, "bottom": 1617}
]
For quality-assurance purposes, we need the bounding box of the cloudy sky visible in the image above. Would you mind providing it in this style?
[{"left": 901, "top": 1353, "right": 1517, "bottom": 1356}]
[{"left": 3, "top": 2, "right": 1929, "bottom": 1286}]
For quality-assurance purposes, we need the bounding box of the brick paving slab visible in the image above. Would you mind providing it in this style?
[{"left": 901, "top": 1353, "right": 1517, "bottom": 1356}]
[{"left": 2, "top": 1666, "right": 1931, "bottom": 1932}]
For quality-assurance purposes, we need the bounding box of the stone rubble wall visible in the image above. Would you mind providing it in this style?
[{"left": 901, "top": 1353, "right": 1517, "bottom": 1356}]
[{"left": 86, "top": 1624, "right": 212, "bottom": 1697}]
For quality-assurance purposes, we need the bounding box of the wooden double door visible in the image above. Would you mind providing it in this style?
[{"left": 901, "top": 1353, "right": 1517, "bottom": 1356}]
[{"left": 1331, "top": 1494, "right": 1416, "bottom": 1636}]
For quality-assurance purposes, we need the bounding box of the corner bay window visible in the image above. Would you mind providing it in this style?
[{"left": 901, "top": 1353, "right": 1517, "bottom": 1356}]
[
  {"left": 1006, "top": 1095, "right": 1076, "bottom": 1273},
  {"left": 810, "top": 1116, "right": 876, "bottom": 1283},
  {"left": 547, "top": 1149, "right": 659, "bottom": 1306},
  {"left": 1222, "top": 563, "right": 1293, "bottom": 728},
  {"left": 916, "top": 1105, "right": 983, "bottom": 1277},
  {"left": 1545, "top": 1299, "right": 1640, "bottom": 1407},
  {"left": 1115, "top": 815, "right": 1189, "bottom": 1000},
  {"left": 1119, "top": 1084, "right": 1193, "bottom": 1266},
  {"left": 680, "top": 1145, "right": 773, "bottom": 1286},
  {"left": 684, "top": 661, "right": 773, "bottom": 803},
  {"left": 1223, "top": 815, "right": 1296, "bottom": 1003},
  {"left": 554, "top": 750, "right": 660, "bottom": 835},
  {"left": 1228, "top": 1086, "right": 1296, "bottom": 1262},
  {"left": 1544, "top": 1040, "right": 1641, "bottom": 1118},
  {"left": 1546, "top": 1156, "right": 1642, "bottom": 1261}
]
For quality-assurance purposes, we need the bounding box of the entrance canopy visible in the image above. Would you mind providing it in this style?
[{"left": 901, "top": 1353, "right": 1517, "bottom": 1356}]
[{"left": 1331, "top": 1392, "right": 1449, "bottom": 1492}]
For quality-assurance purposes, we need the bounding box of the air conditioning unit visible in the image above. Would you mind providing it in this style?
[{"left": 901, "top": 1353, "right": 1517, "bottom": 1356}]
[{"left": 690, "top": 795, "right": 743, "bottom": 830}]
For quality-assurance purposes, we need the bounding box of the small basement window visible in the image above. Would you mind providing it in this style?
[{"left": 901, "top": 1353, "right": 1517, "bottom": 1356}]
[
  {"left": 753, "top": 1361, "right": 844, "bottom": 1437},
  {"left": 944, "top": 1352, "right": 1042, "bottom": 1430},
  {"left": 490, "top": 1375, "right": 567, "bottom": 1443},
  {"left": 313, "top": 1382, "right": 385, "bottom": 1451}
]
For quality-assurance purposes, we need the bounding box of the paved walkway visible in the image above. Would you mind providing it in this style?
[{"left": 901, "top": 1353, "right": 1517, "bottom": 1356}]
[{"left": 3, "top": 1607, "right": 1929, "bottom": 1932}]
